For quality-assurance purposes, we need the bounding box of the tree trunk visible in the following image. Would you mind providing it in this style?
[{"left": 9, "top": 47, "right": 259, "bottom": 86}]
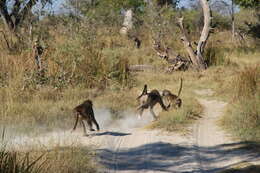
[
  {"left": 120, "top": 9, "right": 133, "bottom": 35},
  {"left": 177, "top": 0, "right": 211, "bottom": 70},
  {"left": 231, "top": 0, "right": 235, "bottom": 41},
  {"left": 0, "top": 0, "right": 38, "bottom": 32},
  {"left": 196, "top": 0, "right": 211, "bottom": 69}
]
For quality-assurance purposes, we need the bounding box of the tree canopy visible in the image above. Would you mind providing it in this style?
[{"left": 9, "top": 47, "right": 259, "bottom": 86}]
[
  {"left": 235, "top": 0, "right": 259, "bottom": 8},
  {"left": 0, "top": 0, "right": 53, "bottom": 31}
]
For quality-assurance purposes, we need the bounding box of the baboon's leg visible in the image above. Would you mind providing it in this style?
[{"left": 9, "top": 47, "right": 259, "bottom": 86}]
[
  {"left": 137, "top": 102, "right": 148, "bottom": 119},
  {"left": 86, "top": 118, "right": 95, "bottom": 131},
  {"left": 72, "top": 113, "right": 79, "bottom": 131},
  {"left": 158, "top": 97, "right": 168, "bottom": 111},
  {"left": 166, "top": 98, "right": 171, "bottom": 109},
  {"left": 149, "top": 107, "right": 158, "bottom": 120},
  {"left": 92, "top": 117, "right": 100, "bottom": 131},
  {"left": 89, "top": 110, "right": 100, "bottom": 131},
  {"left": 138, "top": 107, "right": 144, "bottom": 119},
  {"left": 137, "top": 100, "right": 150, "bottom": 110},
  {"left": 177, "top": 99, "right": 182, "bottom": 108},
  {"left": 80, "top": 119, "right": 87, "bottom": 135}
]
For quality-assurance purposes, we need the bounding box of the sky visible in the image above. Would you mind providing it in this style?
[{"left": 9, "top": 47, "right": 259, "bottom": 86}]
[{"left": 46, "top": 0, "right": 193, "bottom": 14}]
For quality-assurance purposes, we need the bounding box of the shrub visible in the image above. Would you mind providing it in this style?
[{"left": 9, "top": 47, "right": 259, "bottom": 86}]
[
  {"left": 233, "top": 66, "right": 259, "bottom": 99},
  {"left": 149, "top": 98, "right": 203, "bottom": 132},
  {"left": 222, "top": 66, "right": 260, "bottom": 141}
]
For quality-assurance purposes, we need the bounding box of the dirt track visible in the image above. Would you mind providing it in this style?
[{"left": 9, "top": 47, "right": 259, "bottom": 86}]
[
  {"left": 7, "top": 89, "right": 260, "bottom": 173},
  {"left": 80, "top": 89, "right": 259, "bottom": 172}
]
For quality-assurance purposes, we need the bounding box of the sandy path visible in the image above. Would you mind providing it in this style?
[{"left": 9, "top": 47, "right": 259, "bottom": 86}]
[
  {"left": 4, "top": 89, "right": 260, "bottom": 173},
  {"left": 92, "top": 90, "right": 260, "bottom": 173},
  {"left": 193, "top": 90, "right": 260, "bottom": 173}
]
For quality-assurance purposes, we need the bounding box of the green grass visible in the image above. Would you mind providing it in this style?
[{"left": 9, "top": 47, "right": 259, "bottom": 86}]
[{"left": 149, "top": 97, "right": 203, "bottom": 132}]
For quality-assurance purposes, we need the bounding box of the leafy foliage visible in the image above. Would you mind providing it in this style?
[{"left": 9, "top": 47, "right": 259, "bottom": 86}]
[{"left": 235, "top": 0, "right": 260, "bottom": 8}]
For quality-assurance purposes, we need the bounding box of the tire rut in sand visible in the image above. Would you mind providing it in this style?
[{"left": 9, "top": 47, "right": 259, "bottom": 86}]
[{"left": 193, "top": 90, "right": 260, "bottom": 172}]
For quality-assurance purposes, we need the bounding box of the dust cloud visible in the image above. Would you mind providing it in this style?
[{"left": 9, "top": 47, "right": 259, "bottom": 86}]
[
  {"left": 1, "top": 108, "right": 154, "bottom": 151},
  {"left": 94, "top": 108, "right": 153, "bottom": 132}
]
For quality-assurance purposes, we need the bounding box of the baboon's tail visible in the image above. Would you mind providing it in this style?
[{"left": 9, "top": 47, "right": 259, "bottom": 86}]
[
  {"left": 177, "top": 78, "right": 183, "bottom": 97},
  {"left": 136, "top": 84, "right": 148, "bottom": 100}
]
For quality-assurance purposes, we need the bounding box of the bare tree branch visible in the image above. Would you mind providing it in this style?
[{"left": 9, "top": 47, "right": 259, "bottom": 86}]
[
  {"left": 0, "top": 0, "right": 15, "bottom": 30},
  {"left": 0, "top": 0, "right": 51, "bottom": 31},
  {"left": 177, "top": 17, "right": 199, "bottom": 67},
  {"left": 11, "top": 0, "right": 21, "bottom": 18},
  {"left": 15, "top": 0, "right": 38, "bottom": 28},
  {"left": 176, "top": 0, "right": 211, "bottom": 70}
]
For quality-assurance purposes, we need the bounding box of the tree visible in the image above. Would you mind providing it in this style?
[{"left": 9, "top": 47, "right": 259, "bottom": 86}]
[
  {"left": 234, "top": 0, "right": 259, "bottom": 8},
  {"left": 156, "top": 0, "right": 179, "bottom": 7},
  {"left": 0, "top": 0, "right": 53, "bottom": 32},
  {"left": 235, "top": 0, "right": 260, "bottom": 39},
  {"left": 177, "top": 0, "right": 211, "bottom": 70},
  {"left": 211, "top": 0, "right": 236, "bottom": 40}
]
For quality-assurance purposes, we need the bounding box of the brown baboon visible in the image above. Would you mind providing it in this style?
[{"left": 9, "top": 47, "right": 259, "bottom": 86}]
[
  {"left": 33, "top": 39, "right": 44, "bottom": 71},
  {"left": 133, "top": 36, "right": 141, "bottom": 48},
  {"left": 71, "top": 100, "right": 100, "bottom": 135},
  {"left": 137, "top": 84, "right": 168, "bottom": 120},
  {"left": 162, "top": 78, "right": 183, "bottom": 109}
]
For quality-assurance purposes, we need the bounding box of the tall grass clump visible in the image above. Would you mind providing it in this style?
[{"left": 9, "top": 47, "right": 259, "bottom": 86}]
[
  {"left": 0, "top": 146, "right": 98, "bottom": 173},
  {"left": 0, "top": 129, "right": 45, "bottom": 173},
  {"left": 149, "top": 97, "right": 203, "bottom": 132},
  {"left": 0, "top": 147, "right": 45, "bottom": 173},
  {"left": 222, "top": 66, "right": 260, "bottom": 141},
  {"left": 233, "top": 66, "right": 259, "bottom": 99},
  {"left": 204, "top": 46, "right": 237, "bottom": 67}
]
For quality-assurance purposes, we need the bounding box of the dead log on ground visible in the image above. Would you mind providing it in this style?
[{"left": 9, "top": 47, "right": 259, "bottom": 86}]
[
  {"left": 152, "top": 40, "right": 191, "bottom": 72},
  {"left": 128, "top": 65, "right": 155, "bottom": 72}
]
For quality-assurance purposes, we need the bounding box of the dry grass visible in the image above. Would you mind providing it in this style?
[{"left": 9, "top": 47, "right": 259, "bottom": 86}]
[
  {"left": 149, "top": 97, "right": 203, "bottom": 132},
  {"left": 0, "top": 127, "right": 98, "bottom": 173},
  {"left": 0, "top": 145, "right": 98, "bottom": 173},
  {"left": 219, "top": 163, "right": 260, "bottom": 173},
  {"left": 0, "top": 19, "right": 260, "bottom": 171},
  {"left": 221, "top": 66, "right": 260, "bottom": 141}
]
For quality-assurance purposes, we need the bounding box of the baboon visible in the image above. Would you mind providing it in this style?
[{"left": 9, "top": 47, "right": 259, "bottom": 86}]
[
  {"left": 33, "top": 39, "right": 44, "bottom": 71},
  {"left": 137, "top": 84, "right": 168, "bottom": 120},
  {"left": 162, "top": 78, "right": 183, "bottom": 109},
  {"left": 71, "top": 100, "right": 100, "bottom": 135},
  {"left": 133, "top": 36, "right": 141, "bottom": 49}
]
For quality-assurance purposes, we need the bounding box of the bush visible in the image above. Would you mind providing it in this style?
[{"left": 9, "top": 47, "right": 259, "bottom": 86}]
[
  {"left": 222, "top": 66, "right": 260, "bottom": 141},
  {"left": 0, "top": 146, "right": 97, "bottom": 173},
  {"left": 233, "top": 66, "right": 259, "bottom": 99},
  {"left": 0, "top": 138, "right": 45, "bottom": 173},
  {"left": 149, "top": 97, "right": 203, "bottom": 132}
]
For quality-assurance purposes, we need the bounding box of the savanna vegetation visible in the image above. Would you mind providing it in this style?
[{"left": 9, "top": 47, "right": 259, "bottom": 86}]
[{"left": 0, "top": 0, "right": 259, "bottom": 172}]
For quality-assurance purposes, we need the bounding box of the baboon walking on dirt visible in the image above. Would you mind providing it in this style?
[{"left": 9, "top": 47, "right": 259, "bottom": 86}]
[
  {"left": 71, "top": 100, "right": 100, "bottom": 135},
  {"left": 137, "top": 84, "right": 168, "bottom": 120},
  {"left": 162, "top": 78, "right": 183, "bottom": 109}
]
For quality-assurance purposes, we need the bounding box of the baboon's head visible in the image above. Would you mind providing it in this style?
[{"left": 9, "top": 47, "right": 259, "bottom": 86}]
[
  {"left": 162, "top": 90, "right": 171, "bottom": 97},
  {"left": 83, "top": 99, "right": 93, "bottom": 106}
]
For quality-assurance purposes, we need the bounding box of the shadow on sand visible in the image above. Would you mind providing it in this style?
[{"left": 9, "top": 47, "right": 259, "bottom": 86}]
[
  {"left": 93, "top": 131, "right": 131, "bottom": 137},
  {"left": 98, "top": 141, "right": 260, "bottom": 173}
]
